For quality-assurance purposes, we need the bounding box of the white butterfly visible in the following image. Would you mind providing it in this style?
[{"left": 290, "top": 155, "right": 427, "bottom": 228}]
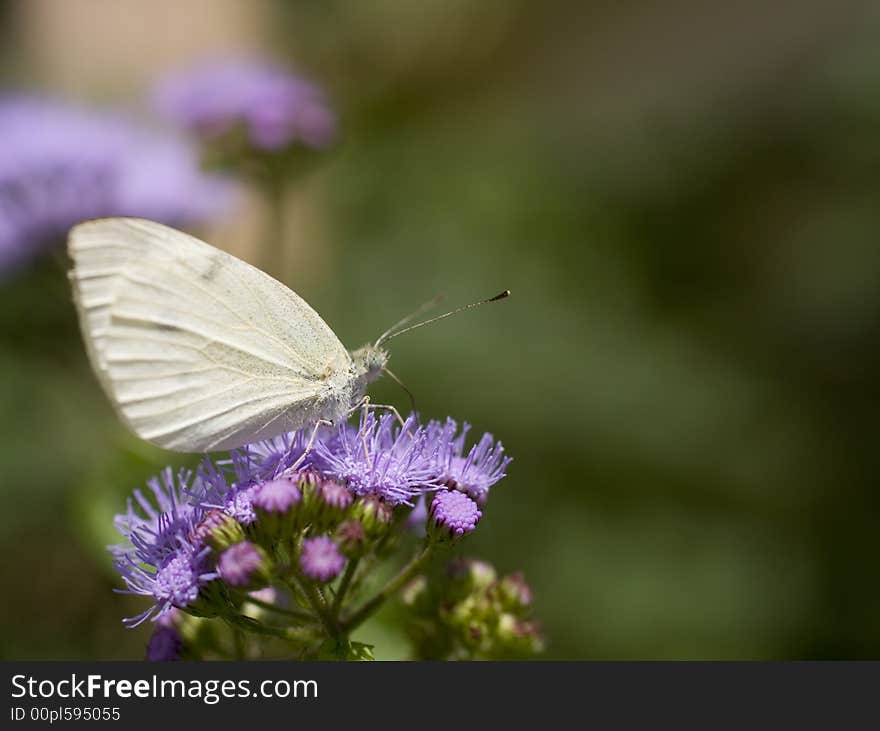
[{"left": 67, "top": 218, "right": 393, "bottom": 452}]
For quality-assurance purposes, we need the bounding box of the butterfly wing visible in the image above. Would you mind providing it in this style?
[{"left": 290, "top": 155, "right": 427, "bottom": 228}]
[{"left": 68, "top": 217, "right": 352, "bottom": 451}]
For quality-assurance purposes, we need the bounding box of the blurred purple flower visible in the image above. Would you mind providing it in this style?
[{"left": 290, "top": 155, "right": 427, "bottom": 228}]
[
  {"left": 145, "top": 625, "right": 183, "bottom": 661},
  {"left": 405, "top": 495, "right": 428, "bottom": 536},
  {"left": 154, "top": 59, "right": 336, "bottom": 151},
  {"left": 0, "top": 95, "right": 234, "bottom": 274}
]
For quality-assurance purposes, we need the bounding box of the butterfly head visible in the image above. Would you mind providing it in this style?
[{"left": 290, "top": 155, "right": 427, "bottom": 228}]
[{"left": 351, "top": 344, "right": 389, "bottom": 385}]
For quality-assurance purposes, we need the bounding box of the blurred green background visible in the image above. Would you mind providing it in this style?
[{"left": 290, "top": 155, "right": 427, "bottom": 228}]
[{"left": 2, "top": 0, "right": 880, "bottom": 659}]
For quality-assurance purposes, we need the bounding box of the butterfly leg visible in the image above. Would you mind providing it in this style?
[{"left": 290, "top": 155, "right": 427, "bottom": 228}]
[
  {"left": 280, "top": 418, "right": 332, "bottom": 476},
  {"left": 349, "top": 395, "right": 408, "bottom": 430},
  {"left": 355, "top": 397, "right": 375, "bottom": 470}
]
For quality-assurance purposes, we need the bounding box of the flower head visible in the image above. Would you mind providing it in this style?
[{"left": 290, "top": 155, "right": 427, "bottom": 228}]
[
  {"left": 217, "top": 541, "right": 271, "bottom": 589},
  {"left": 0, "top": 95, "right": 233, "bottom": 274},
  {"left": 299, "top": 536, "right": 345, "bottom": 583},
  {"left": 115, "top": 538, "right": 218, "bottom": 627},
  {"left": 429, "top": 489, "right": 482, "bottom": 540},
  {"left": 425, "top": 419, "right": 510, "bottom": 504},
  {"left": 316, "top": 413, "right": 440, "bottom": 506},
  {"left": 197, "top": 456, "right": 261, "bottom": 526},
  {"left": 228, "top": 427, "right": 324, "bottom": 484},
  {"left": 154, "top": 59, "right": 336, "bottom": 151},
  {"left": 252, "top": 477, "right": 301, "bottom": 514}
]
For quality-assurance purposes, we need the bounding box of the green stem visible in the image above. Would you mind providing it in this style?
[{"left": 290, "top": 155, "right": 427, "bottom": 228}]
[
  {"left": 238, "top": 592, "right": 317, "bottom": 624},
  {"left": 331, "top": 558, "right": 360, "bottom": 617},
  {"left": 342, "top": 544, "right": 433, "bottom": 633},
  {"left": 223, "top": 613, "right": 294, "bottom": 640},
  {"left": 288, "top": 576, "right": 341, "bottom": 640}
]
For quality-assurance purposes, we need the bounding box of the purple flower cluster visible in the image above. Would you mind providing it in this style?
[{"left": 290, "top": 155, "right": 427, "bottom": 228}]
[
  {"left": 154, "top": 59, "right": 336, "bottom": 151},
  {"left": 0, "top": 96, "right": 233, "bottom": 274},
  {"left": 111, "top": 411, "right": 509, "bottom": 627}
]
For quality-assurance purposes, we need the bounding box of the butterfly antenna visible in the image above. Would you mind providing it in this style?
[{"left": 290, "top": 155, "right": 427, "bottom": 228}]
[
  {"left": 378, "top": 290, "right": 510, "bottom": 344},
  {"left": 383, "top": 367, "right": 417, "bottom": 412},
  {"left": 375, "top": 292, "right": 447, "bottom": 346}
]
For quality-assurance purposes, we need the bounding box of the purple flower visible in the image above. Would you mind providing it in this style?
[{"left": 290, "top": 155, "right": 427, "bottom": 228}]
[
  {"left": 229, "top": 427, "right": 325, "bottom": 482},
  {"left": 299, "top": 536, "right": 345, "bottom": 583},
  {"left": 0, "top": 95, "right": 234, "bottom": 274},
  {"left": 115, "top": 538, "right": 218, "bottom": 627},
  {"left": 154, "top": 550, "right": 207, "bottom": 606},
  {"left": 111, "top": 468, "right": 219, "bottom": 626},
  {"left": 112, "top": 467, "right": 201, "bottom": 567},
  {"left": 425, "top": 419, "right": 510, "bottom": 505},
  {"left": 110, "top": 411, "right": 513, "bottom": 627},
  {"left": 145, "top": 625, "right": 183, "bottom": 661},
  {"left": 197, "top": 456, "right": 260, "bottom": 526},
  {"left": 252, "top": 477, "right": 301, "bottom": 514},
  {"left": 225, "top": 486, "right": 259, "bottom": 526},
  {"left": 315, "top": 413, "right": 440, "bottom": 506},
  {"left": 430, "top": 489, "right": 482, "bottom": 538},
  {"left": 154, "top": 59, "right": 336, "bottom": 151},
  {"left": 217, "top": 541, "right": 269, "bottom": 588}
]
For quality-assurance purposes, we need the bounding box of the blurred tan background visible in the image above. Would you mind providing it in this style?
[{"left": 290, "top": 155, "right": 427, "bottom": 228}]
[{"left": 1, "top": 0, "right": 880, "bottom": 658}]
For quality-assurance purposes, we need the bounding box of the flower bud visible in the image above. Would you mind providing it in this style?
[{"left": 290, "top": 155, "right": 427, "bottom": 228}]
[
  {"left": 334, "top": 519, "right": 367, "bottom": 558},
  {"left": 192, "top": 509, "right": 245, "bottom": 552},
  {"left": 428, "top": 490, "right": 481, "bottom": 543},
  {"left": 299, "top": 536, "right": 346, "bottom": 583},
  {"left": 445, "top": 558, "right": 498, "bottom": 605},
  {"left": 315, "top": 479, "right": 353, "bottom": 529},
  {"left": 351, "top": 494, "right": 393, "bottom": 539},
  {"left": 496, "top": 614, "right": 545, "bottom": 654},
  {"left": 498, "top": 571, "right": 533, "bottom": 609},
  {"left": 217, "top": 541, "right": 273, "bottom": 591},
  {"left": 251, "top": 477, "right": 302, "bottom": 545},
  {"left": 297, "top": 472, "right": 353, "bottom": 531}
]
